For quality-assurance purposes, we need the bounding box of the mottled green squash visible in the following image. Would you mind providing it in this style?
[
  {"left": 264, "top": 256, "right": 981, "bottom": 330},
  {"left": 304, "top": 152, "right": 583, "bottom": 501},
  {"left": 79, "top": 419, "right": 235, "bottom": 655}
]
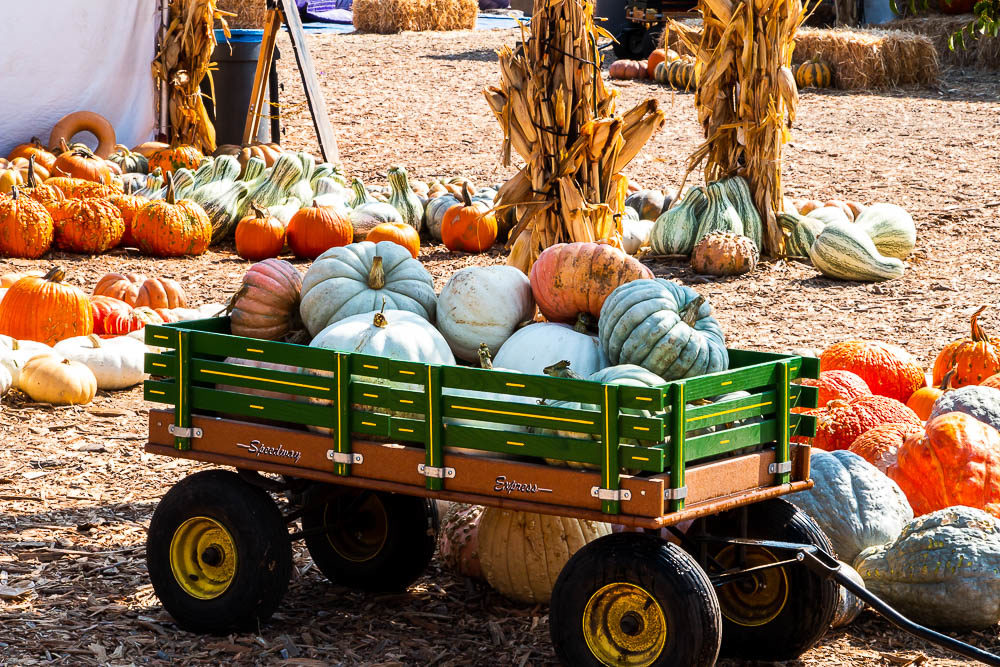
[
  {"left": 809, "top": 221, "right": 905, "bottom": 282},
  {"left": 694, "top": 181, "right": 743, "bottom": 245},
  {"left": 649, "top": 186, "right": 706, "bottom": 255},
  {"left": 723, "top": 175, "right": 762, "bottom": 250},
  {"left": 387, "top": 166, "right": 423, "bottom": 232},
  {"left": 779, "top": 211, "right": 825, "bottom": 258},
  {"left": 853, "top": 203, "right": 916, "bottom": 260}
]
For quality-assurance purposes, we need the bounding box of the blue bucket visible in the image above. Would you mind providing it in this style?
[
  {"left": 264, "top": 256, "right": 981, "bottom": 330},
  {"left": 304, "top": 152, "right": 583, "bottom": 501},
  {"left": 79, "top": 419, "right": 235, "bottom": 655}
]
[{"left": 214, "top": 29, "right": 264, "bottom": 44}]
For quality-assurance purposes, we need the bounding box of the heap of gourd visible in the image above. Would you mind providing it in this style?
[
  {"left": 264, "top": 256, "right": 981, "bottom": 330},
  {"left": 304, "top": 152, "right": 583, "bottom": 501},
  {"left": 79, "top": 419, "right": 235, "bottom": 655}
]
[{"left": 0, "top": 138, "right": 505, "bottom": 262}]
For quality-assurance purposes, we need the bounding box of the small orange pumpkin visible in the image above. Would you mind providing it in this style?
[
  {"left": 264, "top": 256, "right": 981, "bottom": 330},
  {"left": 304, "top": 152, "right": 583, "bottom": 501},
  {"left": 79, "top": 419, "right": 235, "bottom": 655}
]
[
  {"left": 441, "top": 184, "right": 497, "bottom": 253},
  {"left": 0, "top": 266, "right": 93, "bottom": 344},
  {"left": 906, "top": 368, "right": 954, "bottom": 421},
  {"left": 51, "top": 140, "right": 113, "bottom": 184},
  {"left": 8, "top": 137, "right": 56, "bottom": 171},
  {"left": 134, "top": 277, "right": 187, "bottom": 309},
  {"left": 94, "top": 272, "right": 147, "bottom": 304},
  {"left": 932, "top": 306, "right": 1000, "bottom": 389},
  {"left": 286, "top": 202, "right": 353, "bottom": 260},
  {"left": 235, "top": 203, "right": 286, "bottom": 261},
  {"left": 366, "top": 221, "right": 420, "bottom": 259},
  {"left": 0, "top": 187, "right": 54, "bottom": 259}
]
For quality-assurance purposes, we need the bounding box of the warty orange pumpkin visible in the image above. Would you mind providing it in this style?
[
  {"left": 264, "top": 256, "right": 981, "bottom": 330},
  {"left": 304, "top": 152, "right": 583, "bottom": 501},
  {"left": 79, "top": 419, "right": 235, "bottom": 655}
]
[
  {"left": 147, "top": 145, "right": 204, "bottom": 173},
  {"left": 799, "top": 393, "right": 921, "bottom": 451},
  {"left": 20, "top": 156, "right": 64, "bottom": 210},
  {"left": 105, "top": 194, "right": 146, "bottom": 247},
  {"left": 0, "top": 186, "right": 54, "bottom": 259},
  {"left": 848, "top": 421, "right": 924, "bottom": 473},
  {"left": 0, "top": 266, "right": 93, "bottom": 344},
  {"left": 43, "top": 176, "right": 119, "bottom": 200},
  {"left": 49, "top": 198, "right": 124, "bottom": 254},
  {"left": 820, "top": 339, "right": 925, "bottom": 403},
  {"left": 794, "top": 370, "right": 871, "bottom": 414},
  {"left": 932, "top": 306, "right": 1000, "bottom": 389},
  {"left": 130, "top": 177, "right": 211, "bottom": 257}
]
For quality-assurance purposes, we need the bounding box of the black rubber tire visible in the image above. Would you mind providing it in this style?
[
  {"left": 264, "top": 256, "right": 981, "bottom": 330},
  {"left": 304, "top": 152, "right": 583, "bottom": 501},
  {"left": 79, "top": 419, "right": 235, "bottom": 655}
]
[
  {"left": 688, "top": 498, "right": 840, "bottom": 661},
  {"left": 550, "top": 532, "right": 722, "bottom": 667},
  {"left": 302, "top": 485, "right": 438, "bottom": 592},
  {"left": 612, "top": 27, "right": 653, "bottom": 59},
  {"left": 146, "top": 470, "right": 292, "bottom": 634}
]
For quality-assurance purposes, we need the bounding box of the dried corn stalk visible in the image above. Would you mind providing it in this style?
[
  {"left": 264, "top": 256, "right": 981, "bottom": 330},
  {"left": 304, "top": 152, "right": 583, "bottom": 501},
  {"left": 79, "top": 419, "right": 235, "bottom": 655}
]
[
  {"left": 674, "top": 0, "right": 806, "bottom": 256},
  {"left": 485, "top": 0, "right": 665, "bottom": 273},
  {"left": 153, "top": 0, "right": 232, "bottom": 151}
]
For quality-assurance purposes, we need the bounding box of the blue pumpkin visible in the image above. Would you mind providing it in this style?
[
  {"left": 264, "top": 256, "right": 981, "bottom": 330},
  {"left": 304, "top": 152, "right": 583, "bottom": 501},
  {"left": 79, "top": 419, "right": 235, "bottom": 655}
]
[
  {"left": 597, "top": 279, "right": 729, "bottom": 381},
  {"left": 929, "top": 385, "right": 1000, "bottom": 432}
]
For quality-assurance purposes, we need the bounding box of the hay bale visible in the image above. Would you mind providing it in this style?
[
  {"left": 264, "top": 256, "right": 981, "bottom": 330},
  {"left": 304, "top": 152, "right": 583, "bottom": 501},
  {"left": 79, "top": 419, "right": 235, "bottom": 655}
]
[
  {"left": 216, "top": 0, "right": 269, "bottom": 29},
  {"left": 888, "top": 15, "right": 1000, "bottom": 70},
  {"left": 353, "top": 0, "right": 479, "bottom": 33},
  {"left": 794, "top": 27, "right": 940, "bottom": 89}
]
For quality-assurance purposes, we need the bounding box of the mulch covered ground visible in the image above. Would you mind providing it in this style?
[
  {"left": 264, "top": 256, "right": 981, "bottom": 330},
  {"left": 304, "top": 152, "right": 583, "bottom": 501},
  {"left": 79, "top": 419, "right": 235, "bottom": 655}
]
[{"left": 2, "top": 26, "right": 1000, "bottom": 665}]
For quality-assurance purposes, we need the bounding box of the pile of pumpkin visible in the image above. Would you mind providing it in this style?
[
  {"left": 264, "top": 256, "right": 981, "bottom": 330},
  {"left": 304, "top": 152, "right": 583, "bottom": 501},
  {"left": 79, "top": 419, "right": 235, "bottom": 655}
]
[
  {"left": 0, "top": 267, "right": 221, "bottom": 406},
  {"left": 608, "top": 48, "right": 696, "bottom": 92}
]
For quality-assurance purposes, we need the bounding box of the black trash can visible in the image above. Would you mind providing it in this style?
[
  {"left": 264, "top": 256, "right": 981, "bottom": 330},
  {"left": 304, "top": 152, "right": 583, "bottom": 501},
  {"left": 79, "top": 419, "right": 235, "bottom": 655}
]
[{"left": 202, "top": 29, "right": 280, "bottom": 146}]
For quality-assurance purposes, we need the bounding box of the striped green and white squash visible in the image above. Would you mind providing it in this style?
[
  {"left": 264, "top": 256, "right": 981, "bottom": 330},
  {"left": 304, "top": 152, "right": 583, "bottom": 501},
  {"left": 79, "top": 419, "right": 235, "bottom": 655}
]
[
  {"left": 779, "top": 211, "right": 825, "bottom": 258},
  {"left": 853, "top": 203, "right": 916, "bottom": 260},
  {"left": 809, "top": 221, "right": 905, "bottom": 282},
  {"left": 694, "top": 181, "right": 743, "bottom": 245},
  {"left": 650, "top": 186, "right": 706, "bottom": 255},
  {"left": 245, "top": 154, "right": 303, "bottom": 210},
  {"left": 723, "top": 176, "right": 763, "bottom": 250}
]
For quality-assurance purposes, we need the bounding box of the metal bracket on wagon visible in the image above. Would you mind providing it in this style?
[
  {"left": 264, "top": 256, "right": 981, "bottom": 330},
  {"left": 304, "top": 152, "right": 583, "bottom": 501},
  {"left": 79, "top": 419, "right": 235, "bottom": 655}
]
[
  {"left": 769, "top": 461, "right": 793, "bottom": 474},
  {"left": 591, "top": 487, "right": 632, "bottom": 502},
  {"left": 418, "top": 464, "right": 455, "bottom": 479},
  {"left": 168, "top": 425, "right": 202, "bottom": 438},
  {"left": 663, "top": 486, "right": 688, "bottom": 500},
  {"left": 326, "top": 451, "right": 363, "bottom": 465}
]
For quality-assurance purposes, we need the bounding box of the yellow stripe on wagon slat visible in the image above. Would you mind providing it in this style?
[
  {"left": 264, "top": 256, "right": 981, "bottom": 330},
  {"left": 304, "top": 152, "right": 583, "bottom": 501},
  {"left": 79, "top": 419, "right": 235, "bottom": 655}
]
[
  {"left": 199, "top": 368, "right": 330, "bottom": 391},
  {"left": 449, "top": 404, "right": 595, "bottom": 426}
]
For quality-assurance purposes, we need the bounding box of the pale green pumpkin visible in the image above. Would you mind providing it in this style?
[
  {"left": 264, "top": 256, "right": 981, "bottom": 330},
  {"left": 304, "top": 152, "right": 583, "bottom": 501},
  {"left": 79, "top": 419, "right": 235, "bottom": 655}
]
[{"left": 650, "top": 186, "right": 706, "bottom": 256}]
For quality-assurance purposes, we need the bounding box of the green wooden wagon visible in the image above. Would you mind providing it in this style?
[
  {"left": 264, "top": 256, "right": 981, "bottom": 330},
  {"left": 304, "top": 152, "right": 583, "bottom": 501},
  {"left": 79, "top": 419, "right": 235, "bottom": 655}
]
[{"left": 141, "top": 317, "right": 1000, "bottom": 666}]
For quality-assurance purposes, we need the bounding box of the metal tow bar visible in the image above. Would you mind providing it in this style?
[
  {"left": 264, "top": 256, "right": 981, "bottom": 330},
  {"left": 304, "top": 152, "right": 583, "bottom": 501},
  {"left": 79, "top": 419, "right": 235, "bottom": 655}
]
[{"left": 718, "top": 538, "right": 1000, "bottom": 666}]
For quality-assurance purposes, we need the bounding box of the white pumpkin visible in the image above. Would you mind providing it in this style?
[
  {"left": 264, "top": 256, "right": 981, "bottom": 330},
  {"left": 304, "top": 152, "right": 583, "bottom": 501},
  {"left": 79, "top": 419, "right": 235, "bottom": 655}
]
[
  {"left": 622, "top": 218, "right": 655, "bottom": 255},
  {"left": 0, "top": 339, "right": 53, "bottom": 386},
  {"left": 18, "top": 355, "right": 97, "bottom": 405},
  {"left": 299, "top": 241, "right": 437, "bottom": 337},
  {"left": 54, "top": 334, "right": 146, "bottom": 390},
  {"left": 349, "top": 202, "right": 404, "bottom": 240},
  {"left": 437, "top": 265, "right": 535, "bottom": 363},
  {"left": 494, "top": 322, "right": 609, "bottom": 377}
]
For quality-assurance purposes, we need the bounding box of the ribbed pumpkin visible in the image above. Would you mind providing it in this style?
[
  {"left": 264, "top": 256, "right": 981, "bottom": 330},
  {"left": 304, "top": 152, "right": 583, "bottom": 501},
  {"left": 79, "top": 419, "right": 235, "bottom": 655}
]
[
  {"left": 132, "top": 277, "right": 187, "bottom": 309},
  {"left": 801, "top": 394, "right": 921, "bottom": 451},
  {"left": 93, "top": 272, "right": 146, "bottom": 305},
  {"left": 8, "top": 137, "right": 56, "bottom": 171},
  {"left": 932, "top": 306, "right": 1000, "bottom": 388},
  {"left": 131, "top": 178, "right": 211, "bottom": 257},
  {"left": 147, "top": 145, "right": 204, "bottom": 174},
  {"left": 103, "top": 307, "right": 163, "bottom": 335},
  {"left": 229, "top": 259, "right": 303, "bottom": 341},
  {"left": 848, "top": 421, "right": 924, "bottom": 473},
  {"left": 90, "top": 295, "right": 134, "bottom": 335},
  {"left": 0, "top": 187, "right": 54, "bottom": 258},
  {"left": 906, "top": 369, "right": 953, "bottom": 421},
  {"left": 666, "top": 60, "right": 695, "bottom": 90},
  {"left": 820, "top": 340, "right": 925, "bottom": 403},
  {"left": 646, "top": 48, "right": 666, "bottom": 78},
  {"left": 0, "top": 267, "right": 93, "bottom": 344},
  {"left": 795, "top": 59, "right": 833, "bottom": 88},
  {"left": 441, "top": 183, "right": 497, "bottom": 253},
  {"left": 690, "top": 231, "right": 758, "bottom": 276},
  {"left": 477, "top": 508, "right": 610, "bottom": 603},
  {"left": 108, "top": 144, "right": 149, "bottom": 174},
  {"left": 795, "top": 370, "right": 871, "bottom": 413},
  {"left": 889, "top": 412, "right": 1000, "bottom": 518},
  {"left": 105, "top": 194, "right": 145, "bottom": 248},
  {"left": 287, "top": 202, "right": 353, "bottom": 260},
  {"left": 18, "top": 355, "right": 97, "bottom": 405},
  {"left": 51, "top": 141, "right": 113, "bottom": 183},
  {"left": 235, "top": 203, "right": 285, "bottom": 261},
  {"left": 438, "top": 503, "right": 485, "bottom": 580},
  {"left": 530, "top": 242, "right": 653, "bottom": 324},
  {"left": 44, "top": 176, "right": 118, "bottom": 200},
  {"left": 49, "top": 198, "right": 124, "bottom": 254},
  {"left": 366, "top": 221, "right": 420, "bottom": 259}
]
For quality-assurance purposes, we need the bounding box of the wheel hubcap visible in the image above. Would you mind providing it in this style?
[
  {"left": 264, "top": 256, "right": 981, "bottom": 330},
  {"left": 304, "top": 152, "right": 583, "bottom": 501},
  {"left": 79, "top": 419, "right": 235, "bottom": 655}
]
[
  {"left": 169, "top": 517, "right": 237, "bottom": 600},
  {"left": 323, "top": 493, "right": 388, "bottom": 562},
  {"left": 582, "top": 583, "right": 667, "bottom": 666},
  {"left": 715, "top": 545, "right": 789, "bottom": 627}
]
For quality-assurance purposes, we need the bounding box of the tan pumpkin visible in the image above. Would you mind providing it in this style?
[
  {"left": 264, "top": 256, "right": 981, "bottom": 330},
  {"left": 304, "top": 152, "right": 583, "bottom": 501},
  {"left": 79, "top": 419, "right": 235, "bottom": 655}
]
[
  {"left": 0, "top": 270, "right": 44, "bottom": 287},
  {"left": 92, "top": 273, "right": 186, "bottom": 309},
  {"left": 18, "top": 355, "right": 97, "bottom": 405},
  {"left": 477, "top": 508, "right": 611, "bottom": 603},
  {"left": 93, "top": 272, "right": 146, "bottom": 304},
  {"left": 690, "top": 231, "right": 759, "bottom": 276}
]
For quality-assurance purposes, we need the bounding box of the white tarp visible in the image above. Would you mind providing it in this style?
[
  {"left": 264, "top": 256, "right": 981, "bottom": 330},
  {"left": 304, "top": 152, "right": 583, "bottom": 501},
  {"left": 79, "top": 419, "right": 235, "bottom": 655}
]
[{"left": 0, "top": 2, "right": 158, "bottom": 157}]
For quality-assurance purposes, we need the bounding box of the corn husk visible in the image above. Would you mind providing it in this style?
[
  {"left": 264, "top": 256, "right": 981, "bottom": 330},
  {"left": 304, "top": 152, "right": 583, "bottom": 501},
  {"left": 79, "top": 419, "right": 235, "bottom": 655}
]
[
  {"left": 153, "top": 0, "right": 232, "bottom": 152},
  {"left": 673, "top": 0, "right": 806, "bottom": 256},
  {"left": 487, "top": 0, "right": 666, "bottom": 273}
]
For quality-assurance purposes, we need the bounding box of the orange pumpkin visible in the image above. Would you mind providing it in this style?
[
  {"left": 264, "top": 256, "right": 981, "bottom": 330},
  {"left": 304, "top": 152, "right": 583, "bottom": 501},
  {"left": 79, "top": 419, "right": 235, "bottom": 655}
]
[
  {"left": 441, "top": 184, "right": 497, "bottom": 253},
  {"left": 647, "top": 49, "right": 666, "bottom": 78},
  {"left": 147, "top": 145, "right": 204, "bottom": 174},
  {"left": 6, "top": 156, "right": 50, "bottom": 183},
  {"left": 889, "top": 412, "right": 1000, "bottom": 518},
  {"left": 366, "top": 221, "right": 420, "bottom": 259},
  {"left": 529, "top": 242, "right": 654, "bottom": 324},
  {"left": 103, "top": 306, "right": 163, "bottom": 335},
  {"left": 286, "top": 202, "right": 353, "bottom": 260},
  {"left": 906, "top": 368, "right": 954, "bottom": 421},
  {"left": 820, "top": 340, "right": 925, "bottom": 403},
  {"left": 44, "top": 176, "right": 118, "bottom": 200},
  {"left": 94, "top": 272, "right": 147, "bottom": 305},
  {"left": 0, "top": 187, "right": 54, "bottom": 259},
  {"left": 49, "top": 198, "right": 124, "bottom": 254},
  {"left": 131, "top": 178, "right": 211, "bottom": 257},
  {"left": 848, "top": 421, "right": 925, "bottom": 473},
  {"left": 51, "top": 140, "right": 113, "bottom": 184},
  {"left": 106, "top": 194, "right": 146, "bottom": 247},
  {"left": 235, "top": 203, "right": 285, "bottom": 261},
  {"left": 794, "top": 370, "right": 870, "bottom": 414},
  {"left": 135, "top": 277, "right": 187, "bottom": 309},
  {"left": 798, "top": 393, "right": 921, "bottom": 451},
  {"left": 21, "top": 156, "right": 65, "bottom": 210},
  {"left": 90, "top": 295, "right": 134, "bottom": 335},
  {"left": 0, "top": 266, "right": 93, "bottom": 344},
  {"left": 932, "top": 306, "right": 1000, "bottom": 389},
  {"left": 0, "top": 270, "right": 44, "bottom": 287},
  {"left": 8, "top": 137, "right": 56, "bottom": 171},
  {"left": 983, "top": 373, "right": 1000, "bottom": 390}
]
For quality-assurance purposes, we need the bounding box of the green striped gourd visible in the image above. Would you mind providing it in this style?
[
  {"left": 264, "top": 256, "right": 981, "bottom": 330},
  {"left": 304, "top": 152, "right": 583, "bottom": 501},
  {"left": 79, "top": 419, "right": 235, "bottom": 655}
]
[
  {"left": 694, "top": 181, "right": 743, "bottom": 245},
  {"left": 387, "top": 166, "right": 423, "bottom": 232},
  {"left": 310, "top": 163, "right": 335, "bottom": 188},
  {"left": 667, "top": 61, "right": 694, "bottom": 90},
  {"left": 191, "top": 158, "right": 216, "bottom": 188},
  {"left": 245, "top": 154, "right": 303, "bottom": 210},
  {"left": 723, "top": 176, "right": 763, "bottom": 250},
  {"left": 241, "top": 156, "right": 266, "bottom": 182},
  {"left": 809, "top": 221, "right": 905, "bottom": 281},
  {"left": 212, "top": 155, "right": 241, "bottom": 182},
  {"left": 192, "top": 180, "right": 250, "bottom": 244},
  {"left": 779, "top": 211, "right": 825, "bottom": 258},
  {"left": 171, "top": 168, "right": 197, "bottom": 199},
  {"left": 650, "top": 186, "right": 706, "bottom": 255},
  {"left": 350, "top": 178, "right": 373, "bottom": 208},
  {"left": 654, "top": 61, "right": 668, "bottom": 84},
  {"left": 296, "top": 151, "right": 315, "bottom": 183},
  {"left": 853, "top": 203, "right": 915, "bottom": 260}
]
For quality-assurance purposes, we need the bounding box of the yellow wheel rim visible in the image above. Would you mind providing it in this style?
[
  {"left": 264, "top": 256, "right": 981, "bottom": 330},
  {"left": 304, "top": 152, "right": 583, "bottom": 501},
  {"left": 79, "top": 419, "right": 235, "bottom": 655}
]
[
  {"left": 715, "top": 545, "right": 789, "bottom": 627},
  {"left": 169, "top": 517, "right": 237, "bottom": 600},
  {"left": 323, "top": 493, "right": 388, "bottom": 563},
  {"left": 582, "top": 583, "right": 667, "bottom": 666}
]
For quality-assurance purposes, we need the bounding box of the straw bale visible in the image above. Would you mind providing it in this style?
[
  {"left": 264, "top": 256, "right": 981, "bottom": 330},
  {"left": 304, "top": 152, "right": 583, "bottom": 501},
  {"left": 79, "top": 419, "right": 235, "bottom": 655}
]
[
  {"left": 353, "top": 0, "right": 478, "bottom": 33},
  {"left": 794, "top": 26, "right": 940, "bottom": 89},
  {"left": 659, "top": 19, "right": 700, "bottom": 57},
  {"left": 888, "top": 15, "right": 1000, "bottom": 70},
  {"left": 216, "top": 0, "right": 268, "bottom": 29}
]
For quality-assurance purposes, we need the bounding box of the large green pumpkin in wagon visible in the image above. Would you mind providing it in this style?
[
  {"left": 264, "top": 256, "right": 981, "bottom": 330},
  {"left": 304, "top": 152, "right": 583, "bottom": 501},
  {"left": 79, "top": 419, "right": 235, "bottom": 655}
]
[{"left": 598, "top": 279, "right": 728, "bottom": 381}]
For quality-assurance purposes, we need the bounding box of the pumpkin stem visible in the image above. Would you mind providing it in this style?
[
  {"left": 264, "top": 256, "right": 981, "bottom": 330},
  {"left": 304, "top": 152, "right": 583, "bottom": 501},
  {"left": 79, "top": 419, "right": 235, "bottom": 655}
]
[
  {"left": 25, "top": 155, "right": 37, "bottom": 189},
  {"left": 679, "top": 296, "right": 705, "bottom": 327},
  {"left": 544, "top": 359, "right": 584, "bottom": 380},
  {"left": 970, "top": 306, "right": 990, "bottom": 342},
  {"left": 88, "top": 334, "right": 102, "bottom": 347},
  {"left": 573, "top": 312, "right": 596, "bottom": 334},
  {"left": 250, "top": 201, "right": 266, "bottom": 219},
  {"left": 368, "top": 255, "right": 386, "bottom": 290},
  {"left": 165, "top": 174, "right": 176, "bottom": 205},
  {"left": 478, "top": 343, "right": 493, "bottom": 370},
  {"left": 43, "top": 266, "right": 64, "bottom": 283},
  {"left": 373, "top": 298, "right": 388, "bottom": 328},
  {"left": 59, "top": 138, "right": 70, "bottom": 155},
  {"left": 460, "top": 182, "right": 473, "bottom": 207},
  {"left": 939, "top": 367, "right": 955, "bottom": 391},
  {"left": 9, "top": 186, "right": 19, "bottom": 201}
]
